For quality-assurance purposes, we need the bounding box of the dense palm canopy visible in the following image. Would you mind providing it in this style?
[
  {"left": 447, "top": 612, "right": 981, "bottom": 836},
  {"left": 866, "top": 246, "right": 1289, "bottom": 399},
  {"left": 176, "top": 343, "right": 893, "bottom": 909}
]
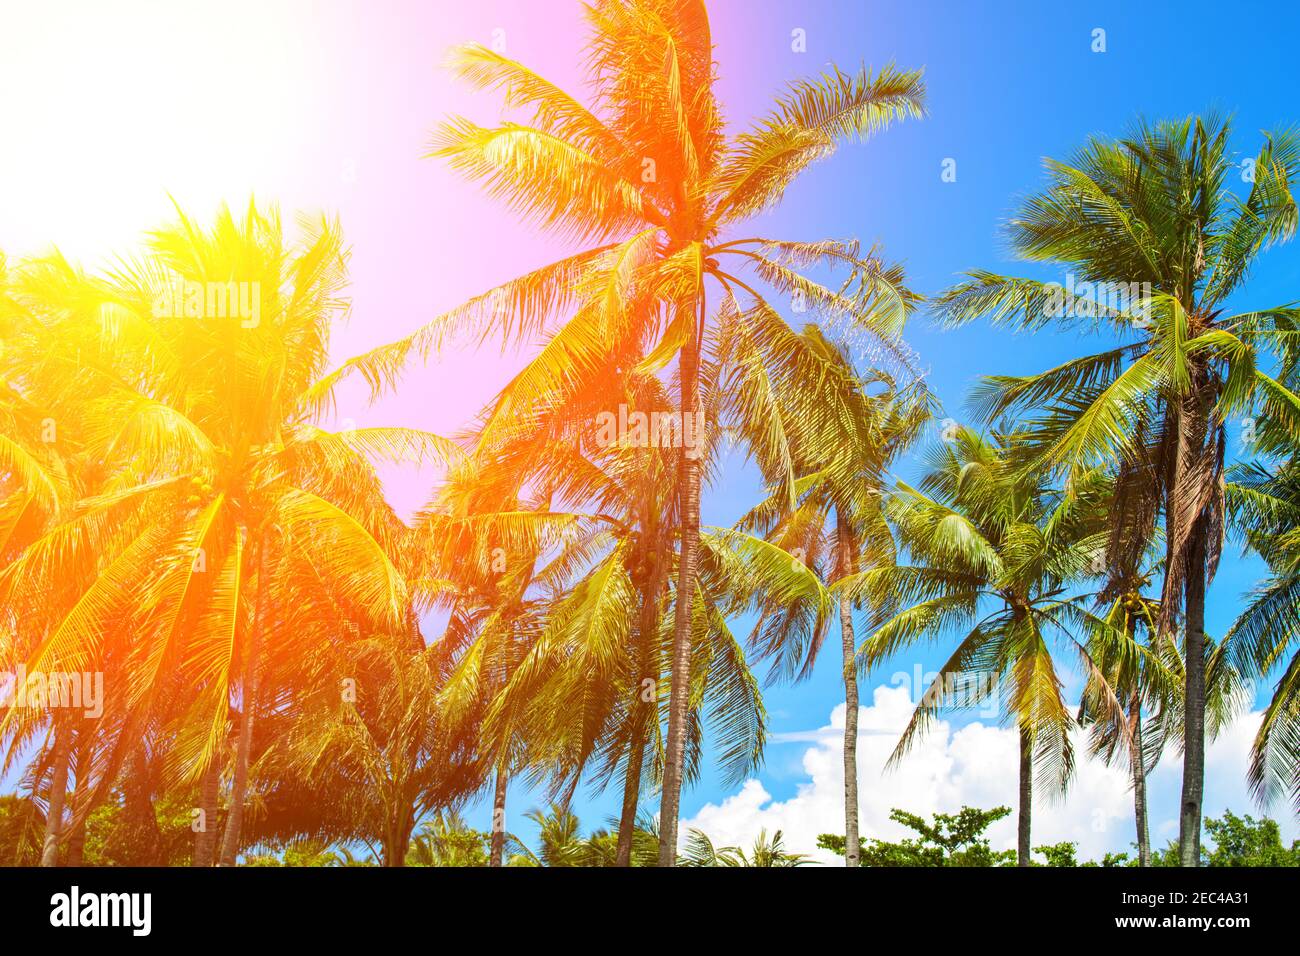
[
  {"left": 3, "top": 0, "right": 1300, "bottom": 874},
  {"left": 327, "top": 0, "right": 925, "bottom": 863},
  {"left": 0, "top": 202, "right": 458, "bottom": 864}
]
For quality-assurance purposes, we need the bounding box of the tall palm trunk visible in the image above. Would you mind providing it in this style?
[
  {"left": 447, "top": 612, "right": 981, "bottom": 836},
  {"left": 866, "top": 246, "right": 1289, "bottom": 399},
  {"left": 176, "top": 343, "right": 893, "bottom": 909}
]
[
  {"left": 1017, "top": 725, "right": 1032, "bottom": 867},
  {"left": 1179, "top": 519, "right": 1208, "bottom": 866},
  {"left": 617, "top": 549, "right": 664, "bottom": 866},
  {"left": 40, "top": 726, "right": 71, "bottom": 867},
  {"left": 64, "top": 732, "right": 90, "bottom": 867},
  {"left": 1130, "top": 691, "right": 1151, "bottom": 867},
  {"left": 836, "top": 512, "right": 860, "bottom": 868},
  {"left": 65, "top": 819, "right": 86, "bottom": 867},
  {"left": 489, "top": 768, "right": 508, "bottom": 867},
  {"left": 218, "top": 543, "right": 266, "bottom": 867},
  {"left": 384, "top": 809, "right": 414, "bottom": 867},
  {"left": 193, "top": 758, "right": 221, "bottom": 867},
  {"left": 615, "top": 718, "right": 649, "bottom": 867},
  {"left": 659, "top": 317, "right": 702, "bottom": 867}
]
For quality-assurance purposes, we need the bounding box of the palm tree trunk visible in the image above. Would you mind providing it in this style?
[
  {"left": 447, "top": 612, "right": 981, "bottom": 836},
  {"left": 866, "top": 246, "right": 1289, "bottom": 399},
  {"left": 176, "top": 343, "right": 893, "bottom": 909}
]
[
  {"left": 40, "top": 726, "right": 70, "bottom": 867},
  {"left": 617, "top": 549, "right": 664, "bottom": 867},
  {"left": 659, "top": 319, "right": 702, "bottom": 867},
  {"left": 65, "top": 818, "right": 86, "bottom": 867},
  {"left": 64, "top": 731, "right": 90, "bottom": 867},
  {"left": 193, "top": 758, "right": 221, "bottom": 867},
  {"left": 218, "top": 544, "right": 266, "bottom": 867},
  {"left": 836, "top": 512, "right": 860, "bottom": 868},
  {"left": 615, "top": 719, "right": 648, "bottom": 867},
  {"left": 489, "top": 768, "right": 508, "bottom": 867},
  {"left": 1130, "top": 691, "right": 1150, "bottom": 867},
  {"left": 384, "top": 810, "right": 414, "bottom": 867},
  {"left": 1017, "top": 724, "right": 1032, "bottom": 867},
  {"left": 1179, "top": 520, "right": 1208, "bottom": 866}
]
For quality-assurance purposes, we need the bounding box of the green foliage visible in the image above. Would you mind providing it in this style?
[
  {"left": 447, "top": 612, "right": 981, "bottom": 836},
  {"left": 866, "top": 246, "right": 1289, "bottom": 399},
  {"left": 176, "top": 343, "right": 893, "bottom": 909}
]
[
  {"left": 406, "top": 811, "right": 491, "bottom": 867},
  {"left": 241, "top": 839, "right": 358, "bottom": 867},
  {"left": 822, "top": 807, "right": 1300, "bottom": 867},
  {"left": 0, "top": 794, "right": 43, "bottom": 866},
  {"left": 820, "top": 806, "right": 1014, "bottom": 867},
  {"left": 1033, "top": 841, "right": 1079, "bottom": 867},
  {"left": 682, "top": 827, "right": 809, "bottom": 867},
  {"left": 1204, "top": 811, "right": 1300, "bottom": 866},
  {"left": 509, "top": 804, "right": 660, "bottom": 867},
  {"left": 81, "top": 791, "right": 195, "bottom": 867}
]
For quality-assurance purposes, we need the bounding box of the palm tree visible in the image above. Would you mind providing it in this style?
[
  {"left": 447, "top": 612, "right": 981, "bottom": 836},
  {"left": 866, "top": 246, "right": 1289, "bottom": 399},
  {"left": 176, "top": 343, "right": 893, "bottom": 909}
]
[
  {"left": 1225, "top": 452, "right": 1300, "bottom": 814},
  {"left": 406, "top": 810, "right": 491, "bottom": 867},
  {"left": 845, "top": 427, "right": 1123, "bottom": 865},
  {"left": 435, "top": 366, "right": 680, "bottom": 867},
  {"left": 933, "top": 115, "right": 1300, "bottom": 864},
  {"left": 0, "top": 202, "right": 456, "bottom": 864},
  {"left": 1079, "top": 579, "right": 1172, "bottom": 867},
  {"left": 278, "top": 636, "right": 488, "bottom": 866},
  {"left": 681, "top": 827, "right": 808, "bottom": 867},
  {"left": 504, "top": 805, "right": 659, "bottom": 866},
  {"left": 330, "top": 0, "right": 923, "bottom": 863},
  {"left": 418, "top": 468, "right": 553, "bottom": 868},
  {"left": 459, "top": 362, "right": 775, "bottom": 867},
  {"left": 730, "top": 328, "right": 931, "bottom": 866}
]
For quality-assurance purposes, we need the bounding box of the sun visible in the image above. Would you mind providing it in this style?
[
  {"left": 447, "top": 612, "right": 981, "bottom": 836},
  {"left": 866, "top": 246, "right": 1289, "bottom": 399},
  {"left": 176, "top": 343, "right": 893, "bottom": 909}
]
[{"left": 0, "top": 0, "right": 327, "bottom": 265}]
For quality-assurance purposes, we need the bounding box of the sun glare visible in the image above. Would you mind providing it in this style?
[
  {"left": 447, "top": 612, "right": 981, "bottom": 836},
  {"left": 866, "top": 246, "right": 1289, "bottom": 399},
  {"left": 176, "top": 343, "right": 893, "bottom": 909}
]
[{"left": 0, "top": 0, "right": 324, "bottom": 264}]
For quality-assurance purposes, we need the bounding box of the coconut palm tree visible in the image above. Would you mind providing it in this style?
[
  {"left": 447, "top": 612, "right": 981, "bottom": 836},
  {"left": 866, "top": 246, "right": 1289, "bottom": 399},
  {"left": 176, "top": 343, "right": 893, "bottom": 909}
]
[
  {"left": 504, "top": 805, "right": 659, "bottom": 867},
  {"left": 727, "top": 328, "right": 931, "bottom": 866},
  {"left": 277, "top": 635, "right": 489, "bottom": 866},
  {"left": 329, "top": 0, "right": 923, "bottom": 862},
  {"left": 933, "top": 115, "right": 1300, "bottom": 864},
  {"left": 438, "top": 365, "right": 680, "bottom": 866},
  {"left": 406, "top": 810, "right": 491, "bottom": 867},
  {"left": 680, "top": 827, "right": 809, "bottom": 867},
  {"left": 844, "top": 427, "right": 1124, "bottom": 865},
  {"left": 417, "top": 468, "right": 554, "bottom": 868},
  {"left": 0, "top": 202, "right": 458, "bottom": 864},
  {"left": 1079, "top": 579, "right": 1172, "bottom": 867},
  {"left": 458, "top": 361, "right": 776, "bottom": 867},
  {"left": 1225, "top": 448, "right": 1300, "bottom": 814}
]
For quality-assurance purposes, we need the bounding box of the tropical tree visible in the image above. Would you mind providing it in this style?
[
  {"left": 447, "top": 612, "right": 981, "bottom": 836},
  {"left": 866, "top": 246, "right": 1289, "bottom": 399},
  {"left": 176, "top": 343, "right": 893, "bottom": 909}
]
[
  {"left": 1079, "top": 580, "right": 1171, "bottom": 866},
  {"left": 276, "top": 635, "right": 488, "bottom": 866},
  {"left": 680, "top": 827, "right": 808, "bottom": 867},
  {"left": 416, "top": 463, "right": 555, "bottom": 868},
  {"left": 846, "top": 427, "right": 1124, "bottom": 865},
  {"left": 460, "top": 361, "right": 776, "bottom": 867},
  {"left": 0, "top": 202, "right": 456, "bottom": 864},
  {"left": 934, "top": 115, "right": 1300, "bottom": 864},
  {"left": 406, "top": 811, "right": 491, "bottom": 867},
  {"left": 732, "top": 328, "right": 930, "bottom": 866},
  {"left": 1225, "top": 454, "right": 1300, "bottom": 813},
  {"left": 820, "top": 805, "right": 1016, "bottom": 867},
  {"left": 328, "top": 0, "right": 923, "bottom": 862}
]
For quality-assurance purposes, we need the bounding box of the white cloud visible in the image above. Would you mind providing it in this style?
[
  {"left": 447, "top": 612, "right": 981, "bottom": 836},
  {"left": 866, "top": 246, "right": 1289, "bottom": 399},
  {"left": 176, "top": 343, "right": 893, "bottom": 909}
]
[{"left": 682, "top": 684, "right": 1297, "bottom": 865}]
